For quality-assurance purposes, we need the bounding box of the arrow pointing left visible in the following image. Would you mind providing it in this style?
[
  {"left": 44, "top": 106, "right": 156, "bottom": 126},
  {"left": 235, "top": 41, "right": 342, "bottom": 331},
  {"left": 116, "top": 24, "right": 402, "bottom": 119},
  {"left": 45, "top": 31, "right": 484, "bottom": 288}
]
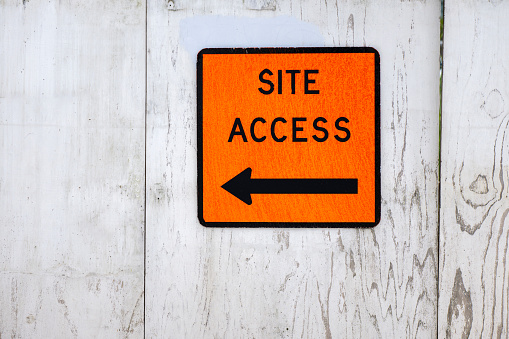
[{"left": 221, "top": 167, "right": 358, "bottom": 205}]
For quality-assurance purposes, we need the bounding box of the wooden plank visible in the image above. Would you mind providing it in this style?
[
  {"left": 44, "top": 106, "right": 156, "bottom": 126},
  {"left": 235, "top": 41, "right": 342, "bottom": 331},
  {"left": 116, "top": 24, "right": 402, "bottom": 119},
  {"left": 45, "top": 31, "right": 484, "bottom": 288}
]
[
  {"left": 0, "top": 1, "right": 145, "bottom": 337},
  {"left": 146, "top": 0, "right": 440, "bottom": 337},
  {"left": 439, "top": 1, "right": 509, "bottom": 337}
]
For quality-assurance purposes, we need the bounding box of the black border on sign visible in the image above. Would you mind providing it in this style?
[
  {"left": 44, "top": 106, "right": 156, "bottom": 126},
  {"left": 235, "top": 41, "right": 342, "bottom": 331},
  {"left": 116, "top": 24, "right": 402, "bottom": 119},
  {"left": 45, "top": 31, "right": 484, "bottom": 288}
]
[{"left": 197, "top": 47, "right": 381, "bottom": 228}]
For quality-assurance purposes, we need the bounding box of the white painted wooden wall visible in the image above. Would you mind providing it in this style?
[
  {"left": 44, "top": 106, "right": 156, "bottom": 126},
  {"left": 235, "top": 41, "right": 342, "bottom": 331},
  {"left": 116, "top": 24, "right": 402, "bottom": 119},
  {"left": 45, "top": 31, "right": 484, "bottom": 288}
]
[
  {"left": 145, "top": 0, "right": 439, "bottom": 338},
  {"left": 439, "top": 0, "right": 509, "bottom": 338},
  {"left": 3, "top": 0, "right": 506, "bottom": 338},
  {"left": 0, "top": 0, "right": 145, "bottom": 337}
]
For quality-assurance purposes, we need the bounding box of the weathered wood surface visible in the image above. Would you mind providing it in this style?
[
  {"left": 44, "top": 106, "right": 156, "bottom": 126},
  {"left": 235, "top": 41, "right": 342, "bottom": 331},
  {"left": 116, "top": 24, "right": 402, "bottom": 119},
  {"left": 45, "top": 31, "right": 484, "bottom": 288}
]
[
  {"left": 0, "top": 1, "right": 145, "bottom": 337},
  {"left": 146, "top": 0, "right": 440, "bottom": 337},
  {"left": 439, "top": 1, "right": 509, "bottom": 338}
]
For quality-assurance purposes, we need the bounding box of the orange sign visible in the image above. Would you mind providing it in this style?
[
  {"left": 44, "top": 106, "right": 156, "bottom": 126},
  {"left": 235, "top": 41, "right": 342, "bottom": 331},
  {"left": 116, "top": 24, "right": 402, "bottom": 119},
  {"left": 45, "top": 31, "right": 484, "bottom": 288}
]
[{"left": 198, "top": 47, "right": 380, "bottom": 227}]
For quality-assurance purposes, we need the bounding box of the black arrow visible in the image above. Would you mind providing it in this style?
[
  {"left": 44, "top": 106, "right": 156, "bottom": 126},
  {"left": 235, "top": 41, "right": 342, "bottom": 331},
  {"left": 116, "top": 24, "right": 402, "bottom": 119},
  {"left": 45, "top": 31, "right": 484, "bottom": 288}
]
[{"left": 221, "top": 168, "right": 358, "bottom": 205}]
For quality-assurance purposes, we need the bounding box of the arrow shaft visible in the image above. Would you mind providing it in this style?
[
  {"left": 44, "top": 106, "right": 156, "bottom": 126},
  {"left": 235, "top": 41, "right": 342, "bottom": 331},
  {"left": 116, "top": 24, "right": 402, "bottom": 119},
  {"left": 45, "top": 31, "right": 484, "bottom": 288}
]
[{"left": 249, "top": 178, "right": 358, "bottom": 194}]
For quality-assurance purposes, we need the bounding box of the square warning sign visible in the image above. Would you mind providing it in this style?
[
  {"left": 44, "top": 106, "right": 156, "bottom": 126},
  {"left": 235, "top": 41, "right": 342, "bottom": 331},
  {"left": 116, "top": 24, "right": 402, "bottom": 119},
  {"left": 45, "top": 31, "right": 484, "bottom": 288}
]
[{"left": 197, "top": 47, "right": 380, "bottom": 227}]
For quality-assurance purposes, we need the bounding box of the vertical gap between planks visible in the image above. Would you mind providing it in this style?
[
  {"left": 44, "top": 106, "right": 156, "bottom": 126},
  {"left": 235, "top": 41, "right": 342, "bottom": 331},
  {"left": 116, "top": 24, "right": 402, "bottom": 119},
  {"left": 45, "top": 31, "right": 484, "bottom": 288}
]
[
  {"left": 143, "top": 0, "right": 148, "bottom": 337},
  {"left": 437, "top": 0, "right": 444, "bottom": 337}
]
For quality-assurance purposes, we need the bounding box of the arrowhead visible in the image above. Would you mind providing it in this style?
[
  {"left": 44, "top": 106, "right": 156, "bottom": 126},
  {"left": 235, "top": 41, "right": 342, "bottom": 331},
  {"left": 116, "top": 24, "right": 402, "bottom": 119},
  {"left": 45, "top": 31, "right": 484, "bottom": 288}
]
[{"left": 221, "top": 168, "right": 253, "bottom": 205}]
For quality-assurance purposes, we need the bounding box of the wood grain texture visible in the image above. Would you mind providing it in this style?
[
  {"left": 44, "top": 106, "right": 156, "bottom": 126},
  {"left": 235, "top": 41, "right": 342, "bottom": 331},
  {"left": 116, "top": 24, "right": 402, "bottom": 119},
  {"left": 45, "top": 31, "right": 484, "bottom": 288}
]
[
  {"left": 439, "top": 1, "right": 509, "bottom": 338},
  {"left": 146, "top": 0, "right": 440, "bottom": 338},
  {"left": 0, "top": 0, "right": 145, "bottom": 337}
]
